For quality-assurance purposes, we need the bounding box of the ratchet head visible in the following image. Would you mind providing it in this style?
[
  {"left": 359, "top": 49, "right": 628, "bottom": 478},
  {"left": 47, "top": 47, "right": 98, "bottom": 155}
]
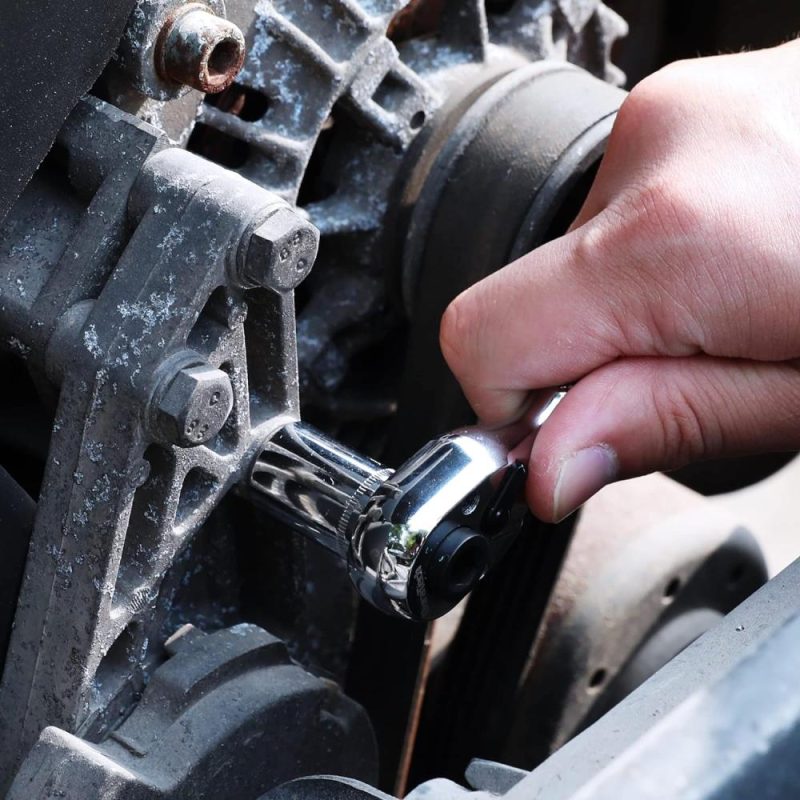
[
  {"left": 346, "top": 387, "right": 568, "bottom": 620},
  {"left": 248, "top": 389, "right": 567, "bottom": 621},
  {"left": 347, "top": 428, "right": 528, "bottom": 620}
]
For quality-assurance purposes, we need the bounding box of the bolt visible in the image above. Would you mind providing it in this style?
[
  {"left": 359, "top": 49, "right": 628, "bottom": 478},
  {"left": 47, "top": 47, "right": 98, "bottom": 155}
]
[
  {"left": 153, "top": 361, "right": 234, "bottom": 447},
  {"left": 156, "top": 4, "right": 245, "bottom": 94},
  {"left": 240, "top": 206, "right": 320, "bottom": 291}
]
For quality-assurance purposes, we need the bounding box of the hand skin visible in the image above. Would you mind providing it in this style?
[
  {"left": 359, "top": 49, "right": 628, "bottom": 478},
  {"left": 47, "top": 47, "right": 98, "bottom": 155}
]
[{"left": 440, "top": 41, "right": 800, "bottom": 523}]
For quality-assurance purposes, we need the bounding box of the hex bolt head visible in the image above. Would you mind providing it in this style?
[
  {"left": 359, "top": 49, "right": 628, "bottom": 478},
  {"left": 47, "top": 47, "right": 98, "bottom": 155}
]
[
  {"left": 241, "top": 207, "right": 320, "bottom": 291},
  {"left": 157, "top": 4, "right": 246, "bottom": 94},
  {"left": 154, "top": 362, "right": 234, "bottom": 447}
]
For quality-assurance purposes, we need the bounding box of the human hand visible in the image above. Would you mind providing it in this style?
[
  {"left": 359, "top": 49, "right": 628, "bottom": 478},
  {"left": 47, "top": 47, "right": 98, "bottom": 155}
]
[{"left": 440, "top": 42, "right": 800, "bottom": 522}]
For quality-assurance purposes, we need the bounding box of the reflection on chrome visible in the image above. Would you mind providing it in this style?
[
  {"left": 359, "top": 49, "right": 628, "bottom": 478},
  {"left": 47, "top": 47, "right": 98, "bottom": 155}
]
[{"left": 249, "top": 390, "right": 566, "bottom": 620}]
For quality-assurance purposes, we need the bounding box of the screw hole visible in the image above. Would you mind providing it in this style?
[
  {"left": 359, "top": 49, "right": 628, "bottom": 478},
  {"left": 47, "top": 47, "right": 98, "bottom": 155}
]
[
  {"left": 446, "top": 544, "right": 484, "bottom": 595},
  {"left": 208, "top": 38, "right": 241, "bottom": 79},
  {"left": 485, "top": 0, "right": 517, "bottom": 13},
  {"left": 410, "top": 110, "right": 426, "bottom": 129},
  {"left": 461, "top": 493, "right": 480, "bottom": 516},
  {"left": 663, "top": 577, "right": 681, "bottom": 601},
  {"left": 588, "top": 668, "right": 607, "bottom": 692}
]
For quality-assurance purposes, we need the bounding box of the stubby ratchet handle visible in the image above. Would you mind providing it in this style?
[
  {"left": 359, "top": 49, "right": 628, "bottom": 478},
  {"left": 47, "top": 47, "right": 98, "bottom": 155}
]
[{"left": 248, "top": 388, "right": 567, "bottom": 620}]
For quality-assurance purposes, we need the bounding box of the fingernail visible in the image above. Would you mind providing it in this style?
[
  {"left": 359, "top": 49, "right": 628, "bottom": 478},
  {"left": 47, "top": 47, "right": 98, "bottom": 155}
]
[{"left": 552, "top": 444, "right": 618, "bottom": 522}]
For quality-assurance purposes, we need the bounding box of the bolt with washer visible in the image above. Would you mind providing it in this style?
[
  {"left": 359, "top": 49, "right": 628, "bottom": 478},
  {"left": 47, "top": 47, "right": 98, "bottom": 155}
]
[
  {"left": 152, "top": 361, "right": 234, "bottom": 447},
  {"left": 156, "top": 3, "right": 246, "bottom": 94},
  {"left": 240, "top": 206, "right": 320, "bottom": 291}
]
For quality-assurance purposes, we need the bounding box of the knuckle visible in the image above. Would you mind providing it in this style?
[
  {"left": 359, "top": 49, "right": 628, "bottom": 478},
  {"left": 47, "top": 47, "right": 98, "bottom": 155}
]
[
  {"left": 568, "top": 220, "right": 648, "bottom": 352},
  {"left": 632, "top": 176, "right": 697, "bottom": 243},
  {"left": 629, "top": 59, "right": 695, "bottom": 106},
  {"left": 650, "top": 369, "right": 718, "bottom": 466},
  {"left": 570, "top": 176, "right": 707, "bottom": 356},
  {"left": 649, "top": 58, "right": 697, "bottom": 88},
  {"left": 614, "top": 70, "right": 674, "bottom": 136},
  {"left": 768, "top": 363, "right": 800, "bottom": 431},
  {"left": 614, "top": 82, "right": 658, "bottom": 135},
  {"left": 612, "top": 59, "right": 702, "bottom": 147},
  {"left": 570, "top": 209, "right": 620, "bottom": 267},
  {"left": 602, "top": 171, "right": 700, "bottom": 258}
]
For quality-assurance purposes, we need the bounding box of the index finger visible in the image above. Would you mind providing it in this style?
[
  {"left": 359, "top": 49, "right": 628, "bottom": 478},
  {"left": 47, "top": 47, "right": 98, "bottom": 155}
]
[{"left": 439, "top": 226, "right": 627, "bottom": 426}]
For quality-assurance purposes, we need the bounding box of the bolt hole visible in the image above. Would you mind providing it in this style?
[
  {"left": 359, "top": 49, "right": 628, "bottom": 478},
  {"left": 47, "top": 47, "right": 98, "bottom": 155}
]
[
  {"left": 588, "top": 668, "right": 607, "bottom": 692},
  {"left": 445, "top": 540, "right": 485, "bottom": 595},
  {"left": 485, "top": 0, "right": 517, "bottom": 13},
  {"left": 205, "top": 84, "right": 270, "bottom": 122},
  {"left": 208, "top": 38, "right": 241, "bottom": 79},
  {"left": 410, "top": 110, "right": 426, "bottom": 129},
  {"left": 728, "top": 562, "right": 745, "bottom": 588},
  {"left": 663, "top": 577, "right": 681, "bottom": 601},
  {"left": 187, "top": 122, "right": 250, "bottom": 168}
]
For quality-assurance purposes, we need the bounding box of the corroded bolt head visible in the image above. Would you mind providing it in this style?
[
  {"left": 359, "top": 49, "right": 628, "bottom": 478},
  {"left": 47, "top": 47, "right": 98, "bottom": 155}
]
[
  {"left": 157, "top": 4, "right": 245, "bottom": 94},
  {"left": 155, "top": 363, "right": 234, "bottom": 447},
  {"left": 241, "top": 207, "right": 320, "bottom": 291}
]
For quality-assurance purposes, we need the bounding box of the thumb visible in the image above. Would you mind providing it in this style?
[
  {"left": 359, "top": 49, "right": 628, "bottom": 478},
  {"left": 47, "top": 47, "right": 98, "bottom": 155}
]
[{"left": 527, "top": 355, "right": 800, "bottom": 522}]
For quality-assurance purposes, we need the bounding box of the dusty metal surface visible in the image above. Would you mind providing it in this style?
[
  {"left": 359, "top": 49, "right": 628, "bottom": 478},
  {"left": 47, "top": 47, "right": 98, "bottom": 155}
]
[
  {"left": 505, "top": 474, "right": 767, "bottom": 767},
  {"left": 0, "top": 0, "right": 138, "bottom": 223},
  {"left": 3, "top": 2, "right": 776, "bottom": 797},
  {"left": 0, "top": 98, "right": 306, "bottom": 789},
  {"left": 181, "top": 0, "right": 627, "bottom": 439},
  {"left": 8, "top": 624, "right": 377, "bottom": 799},
  {"left": 503, "top": 556, "right": 800, "bottom": 800},
  {"left": 256, "top": 555, "right": 800, "bottom": 800}
]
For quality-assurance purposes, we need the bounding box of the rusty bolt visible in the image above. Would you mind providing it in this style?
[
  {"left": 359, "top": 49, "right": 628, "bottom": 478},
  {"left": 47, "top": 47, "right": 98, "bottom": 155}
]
[
  {"left": 240, "top": 207, "right": 320, "bottom": 292},
  {"left": 153, "top": 361, "right": 234, "bottom": 447},
  {"left": 156, "top": 4, "right": 245, "bottom": 94}
]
